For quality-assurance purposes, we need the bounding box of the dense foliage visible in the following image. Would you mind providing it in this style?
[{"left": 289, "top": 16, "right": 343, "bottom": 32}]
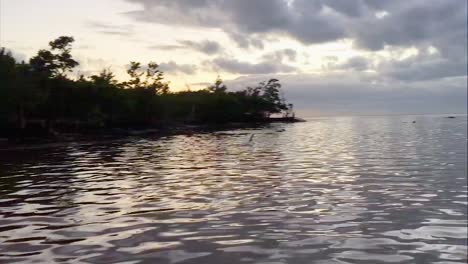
[{"left": 0, "top": 36, "right": 293, "bottom": 136}]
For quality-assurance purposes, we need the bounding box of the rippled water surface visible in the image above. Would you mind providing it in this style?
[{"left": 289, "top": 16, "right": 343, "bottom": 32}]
[{"left": 1, "top": 115, "right": 467, "bottom": 264}]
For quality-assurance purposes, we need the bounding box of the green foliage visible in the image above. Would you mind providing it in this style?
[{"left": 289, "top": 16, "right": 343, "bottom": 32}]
[{"left": 0, "top": 36, "right": 294, "bottom": 136}]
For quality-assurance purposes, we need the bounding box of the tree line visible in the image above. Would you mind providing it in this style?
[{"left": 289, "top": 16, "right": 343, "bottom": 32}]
[{"left": 0, "top": 36, "right": 294, "bottom": 136}]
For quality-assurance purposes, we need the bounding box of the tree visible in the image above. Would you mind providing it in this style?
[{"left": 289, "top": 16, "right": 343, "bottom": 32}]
[
  {"left": 0, "top": 49, "right": 46, "bottom": 130},
  {"left": 207, "top": 76, "right": 227, "bottom": 93},
  {"left": 30, "top": 36, "right": 79, "bottom": 78},
  {"left": 27, "top": 36, "right": 79, "bottom": 132},
  {"left": 260, "top": 78, "right": 287, "bottom": 115},
  {"left": 241, "top": 79, "right": 288, "bottom": 118},
  {"left": 124, "top": 61, "right": 169, "bottom": 94},
  {"left": 90, "top": 69, "right": 117, "bottom": 87},
  {"left": 123, "top": 62, "right": 170, "bottom": 125},
  {"left": 146, "top": 62, "right": 169, "bottom": 94},
  {"left": 1, "top": 35, "right": 298, "bottom": 136},
  {"left": 89, "top": 69, "right": 120, "bottom": 125},
  {"left": 0, "top": 48, "right": 18, "bottom": 123}
]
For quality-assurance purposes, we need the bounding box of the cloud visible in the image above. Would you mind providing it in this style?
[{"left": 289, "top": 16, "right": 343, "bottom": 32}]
[
  {"left": 262, "top": 49, "right": 298, "bottom": 62},
  {"left": 351, "top": 0, "right": 467, "bottom": 55},
  {"left": 327, "top": 46, "right": 467, "bottom": 81},
  {"left": 125, "top": 0, "right": 466, "bottom": 56},
  {"left": 226, "top": 73, "right": 467, "bottom": 115},
  {"left": 124, "top": 0, "right": 346, "bottom": 45},
  {"left": 227, "top": 32, "right": 265, "bottom": 49},
  {"left": 177, "top": 40, "right": 222, "bottom": 55},
  {"left": 150, "top": 40, "right": 222, "bottom": 55},
  {"left": 159, "top": 61, "right": 197, "bottom": 75},
  {"left": 86, "top": 21, "right": 135, "bottom": 36},
  {"left": 329, "top": 56, "right": 374, "bottom": 72},
  {"left": 75, "top": 45, "right": 94, "bottom": 50},
  {"left": 120, "top": 0, "right": 467, "bottom": 114},
  {"left": 73, "top": 57, "right": 120, "bottom": 78},
  {"left": 124, "top": 0, "right": 225, "bottom": 28},
  {"left": 151, "top": 44, "right": 183, "bottom": 51},
  {"left": 190, "top": 82, "right": 212, "bottom": 87},
  {"left": 322, "top": 0, "right": 365, "bottom": 18},
  {"left": 209, "top": 57, "right": 297, "bottom": 74},
  {"left": 378, "top": 54, "right": 467, "bottom": 82}
]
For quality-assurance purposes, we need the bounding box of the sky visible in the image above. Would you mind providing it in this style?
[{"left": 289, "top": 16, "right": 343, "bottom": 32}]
[{"left": 0, "top": 0, "right": 466, "bottom": 116}]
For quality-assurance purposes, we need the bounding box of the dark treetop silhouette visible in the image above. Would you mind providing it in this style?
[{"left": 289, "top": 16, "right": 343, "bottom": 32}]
[{"left": 0, "top": 36, "right": 299, "bottom": 139}]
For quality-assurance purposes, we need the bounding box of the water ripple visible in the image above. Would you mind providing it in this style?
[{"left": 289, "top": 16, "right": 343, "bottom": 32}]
[{"left": 0, "top": 115, "right": 466, "bottom": 263}]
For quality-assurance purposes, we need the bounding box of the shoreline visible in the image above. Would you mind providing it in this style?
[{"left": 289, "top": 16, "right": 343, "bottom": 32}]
[{"left": 0, "top": 117, "right": 305, "bottom": 151}]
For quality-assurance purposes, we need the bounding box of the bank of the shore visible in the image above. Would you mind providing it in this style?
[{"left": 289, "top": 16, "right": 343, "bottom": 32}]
[{"left": 0, "top": 117, "right": 305, "bottom": 150}]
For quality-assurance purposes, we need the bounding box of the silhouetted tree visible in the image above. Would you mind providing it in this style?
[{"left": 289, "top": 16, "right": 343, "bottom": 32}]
[
  {"left": 0, "top": 49, "right": 45, "bottom": 130},
  {"left": 124, "top": 61, "right": 169, "bottom": 94},
  {"left": 207, "top": 76, "right": 227, "bottom": 93},
  {"left": 0, "top": 48, "right": 19, "bottom": 127},
  {"left": 259, "top": 78, "right": 287, "bottom": 116},
  {"left": 26, "top": 36, "right": 80, "bottom": 131},
  {"left": 0, "top": 36, "right": 296, "bottom": 137},
  {"left": 30, "top": 36, "right": 78, "bottom": 78}
]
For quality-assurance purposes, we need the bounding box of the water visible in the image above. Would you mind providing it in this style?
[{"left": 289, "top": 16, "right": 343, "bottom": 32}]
[{"left": 0, "top": 115, "right": 466, "bottom": 264}]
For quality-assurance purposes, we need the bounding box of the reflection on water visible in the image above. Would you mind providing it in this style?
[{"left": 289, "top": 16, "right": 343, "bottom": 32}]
[{"left": 0, "top": 115, "right": 466, "bottom": 264}]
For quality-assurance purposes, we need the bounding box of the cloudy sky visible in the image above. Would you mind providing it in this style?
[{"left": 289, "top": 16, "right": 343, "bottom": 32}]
[{"left": 1, "top": 0, "right": 466, "bottom": 115}]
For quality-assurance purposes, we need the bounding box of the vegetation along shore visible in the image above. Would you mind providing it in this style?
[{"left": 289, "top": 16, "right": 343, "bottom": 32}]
[{"left": 0, "top": 36, "right": 303, "bottom": 143}]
